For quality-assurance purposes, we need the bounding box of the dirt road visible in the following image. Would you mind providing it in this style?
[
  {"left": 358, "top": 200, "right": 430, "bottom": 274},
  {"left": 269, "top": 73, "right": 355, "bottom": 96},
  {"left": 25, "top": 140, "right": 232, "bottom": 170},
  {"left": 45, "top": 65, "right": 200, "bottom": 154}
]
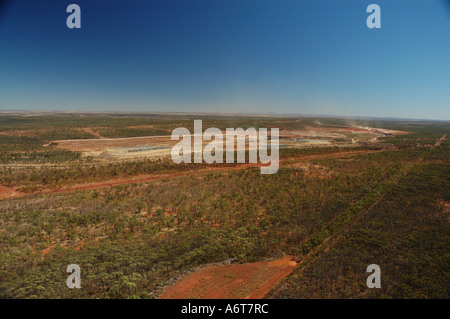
[
  {"left": 2, "top": 148, "right": 388, "bottom": 200},
  {"left": 0, "top": 185, "right": 22, "bottom": 200},
  {"left": 433, "top": 134, "right": 447, "bottom": 148}
]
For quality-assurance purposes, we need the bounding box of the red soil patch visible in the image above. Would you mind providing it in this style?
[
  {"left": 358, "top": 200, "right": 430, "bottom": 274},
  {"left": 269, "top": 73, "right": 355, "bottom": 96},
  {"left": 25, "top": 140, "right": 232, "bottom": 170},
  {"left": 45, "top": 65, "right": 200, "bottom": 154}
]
[
  {"left": 441, "top": 200, "right": 450, "bottom": 213},
  {"left": 159, "top": 256, "right": 298, "bottom": 299},
  {"left": 41, "top": 244, "right": 57, "bottom": 256},
  {"left": 0, "top": 185, "right": 22, "bottom": 200},
  {"left": 41, "top": 241, "right": 87, "bottom": 256}
]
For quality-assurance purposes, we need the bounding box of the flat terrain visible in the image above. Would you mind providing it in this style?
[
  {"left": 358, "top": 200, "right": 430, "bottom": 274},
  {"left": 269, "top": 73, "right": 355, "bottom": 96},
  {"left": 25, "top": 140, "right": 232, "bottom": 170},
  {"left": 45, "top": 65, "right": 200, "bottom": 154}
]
[
  {"left": 159, "top": 256, "right": 297, "bottom": 299},
  {"left": 0, "top": 113, "right": 448, "bottom": 299},
  {"left": 53, "top": 135, "right": 174, "bottom": 159},
  {"left": 51, "top": 124, "right": 407, "bottom": 160},
  {"left": 0, "top": 148, "right": 385, "bottom": 199},
  {"left": 0, "top": 185, "right": 22, "bottom": 199}
]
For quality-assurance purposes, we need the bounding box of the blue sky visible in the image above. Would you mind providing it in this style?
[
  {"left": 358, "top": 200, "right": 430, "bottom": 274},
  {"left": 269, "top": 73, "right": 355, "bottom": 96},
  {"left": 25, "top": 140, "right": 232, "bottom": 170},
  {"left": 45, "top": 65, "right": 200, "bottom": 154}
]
[{"left": 0, "top": 0, "right": 449, "bottom": 120}]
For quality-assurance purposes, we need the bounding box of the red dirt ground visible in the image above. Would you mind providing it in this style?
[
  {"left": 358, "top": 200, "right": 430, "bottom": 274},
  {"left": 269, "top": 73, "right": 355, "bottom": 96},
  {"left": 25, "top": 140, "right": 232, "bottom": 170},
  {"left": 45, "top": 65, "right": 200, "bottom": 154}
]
[
  {"left": 0, "top": 185, "right": 22, "bottom": 200},
  {"left": 41, "top": 242, "right": 86, "bottom": 256},
  {"left": 159, "top": 256, "right": 298, "bottom": 299}
]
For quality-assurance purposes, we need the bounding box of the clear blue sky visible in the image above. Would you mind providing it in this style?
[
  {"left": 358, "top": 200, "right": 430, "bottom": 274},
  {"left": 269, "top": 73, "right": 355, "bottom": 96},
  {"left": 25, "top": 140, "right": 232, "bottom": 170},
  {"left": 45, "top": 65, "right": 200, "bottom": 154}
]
[{"left": 0, "top": 0, "right": 449, "bottom": 120}]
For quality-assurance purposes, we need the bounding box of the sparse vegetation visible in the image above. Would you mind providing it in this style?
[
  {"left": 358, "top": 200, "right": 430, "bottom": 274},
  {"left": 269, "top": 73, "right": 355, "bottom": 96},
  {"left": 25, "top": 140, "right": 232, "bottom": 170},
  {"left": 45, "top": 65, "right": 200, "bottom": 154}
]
[{"left": 0, "top": 114, "right": 448, "bottom": 298}]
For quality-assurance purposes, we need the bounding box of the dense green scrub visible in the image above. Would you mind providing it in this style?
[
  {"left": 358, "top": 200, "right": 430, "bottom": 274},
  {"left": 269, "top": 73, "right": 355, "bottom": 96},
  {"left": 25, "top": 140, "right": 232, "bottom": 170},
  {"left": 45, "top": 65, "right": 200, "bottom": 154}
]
[
  {"left": 269, "top": 158, "right": 450, "bottom": 298},
  {"left": 1, "top": 145, "right": 448, "bottom": 298}
]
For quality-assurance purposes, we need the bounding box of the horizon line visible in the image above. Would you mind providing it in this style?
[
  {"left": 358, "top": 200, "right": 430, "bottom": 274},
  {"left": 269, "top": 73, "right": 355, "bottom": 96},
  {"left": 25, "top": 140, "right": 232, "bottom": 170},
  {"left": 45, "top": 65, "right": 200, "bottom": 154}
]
[{"left": 0, "top": 109, "right": 449, "bottom": 123}]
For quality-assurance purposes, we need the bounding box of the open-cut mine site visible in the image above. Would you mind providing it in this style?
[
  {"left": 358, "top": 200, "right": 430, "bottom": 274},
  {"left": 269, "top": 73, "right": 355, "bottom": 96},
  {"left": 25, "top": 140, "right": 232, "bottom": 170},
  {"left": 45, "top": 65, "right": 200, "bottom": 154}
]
[{"left": 52, "top": 124, "right": 408, "bottom": 161}]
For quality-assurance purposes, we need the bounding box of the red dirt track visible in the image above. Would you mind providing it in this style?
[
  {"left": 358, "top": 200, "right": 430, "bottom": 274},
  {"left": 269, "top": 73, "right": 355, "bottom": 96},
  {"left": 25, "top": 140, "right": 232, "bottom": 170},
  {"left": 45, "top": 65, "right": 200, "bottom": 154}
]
[
  {"left": 0, "top": 185, "right": 22, "bottom": 199},
  {"left": 1, "top": 148, "right": 387, "bottom": 200},
  {"left": 34, "top": 163, "right": 268, "bottom": 196}
]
